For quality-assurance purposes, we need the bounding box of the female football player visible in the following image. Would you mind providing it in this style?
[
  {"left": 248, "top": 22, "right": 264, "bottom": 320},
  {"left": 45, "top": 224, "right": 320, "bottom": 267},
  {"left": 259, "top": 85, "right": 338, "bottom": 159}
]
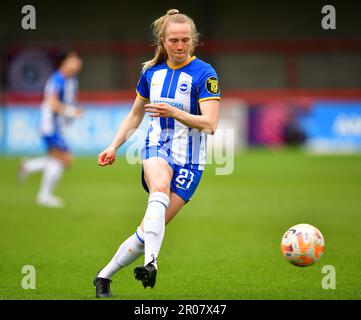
[
  {"left": 94, "top": 9, "right": 220, "bottom": 297},
  {"left": 18, "top": 50, "right": 83, "bottom": 208}
]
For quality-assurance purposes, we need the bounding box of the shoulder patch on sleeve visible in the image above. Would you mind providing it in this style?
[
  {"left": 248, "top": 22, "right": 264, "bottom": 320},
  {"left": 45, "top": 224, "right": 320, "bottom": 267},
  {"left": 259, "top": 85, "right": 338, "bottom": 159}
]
[{"left": 205, "top": 76, "right": 220, "bottom": 94}]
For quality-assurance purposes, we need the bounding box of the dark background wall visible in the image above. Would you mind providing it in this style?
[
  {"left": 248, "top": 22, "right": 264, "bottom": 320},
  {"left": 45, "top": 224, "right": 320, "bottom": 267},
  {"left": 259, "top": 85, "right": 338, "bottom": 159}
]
[{"left": 1, "top": 0, "right": 361, "bottom": 91}]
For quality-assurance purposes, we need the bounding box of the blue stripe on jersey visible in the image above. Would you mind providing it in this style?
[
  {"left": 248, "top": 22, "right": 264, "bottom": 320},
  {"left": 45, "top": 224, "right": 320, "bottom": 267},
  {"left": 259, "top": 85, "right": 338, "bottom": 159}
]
[
  {"left": 159, "top": 118, "right": 167, "bottom": 146},
  {"left": 186, "top": 84, "right": 199, "bottom": 169},
  {"left": 59, "top": 88, "right": 64, "bottom": 101},
  {"left": 160, "top": 69, "right": 174, "bottom": 98},
  {"left": 196, "top": 101, "right": 201, "bottom": 115},
  {"left": 190, "top": 84, "right": 198, "bottom": 115},
  {"left": 167, "top": 71, "right": 181, "bottom": 99},
  {"left": 166, "top": 118, "right": 175, "bottom": 153},
  {"left": 187, "top": 131, "right": 193, "bottom": 168},
  {"left": 145, "top": 119, "right": 154, "bottom": 159}
]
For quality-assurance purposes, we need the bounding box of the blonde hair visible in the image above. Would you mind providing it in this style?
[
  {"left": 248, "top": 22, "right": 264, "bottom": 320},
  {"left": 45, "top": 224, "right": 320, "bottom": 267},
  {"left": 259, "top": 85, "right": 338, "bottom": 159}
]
[{"left": 142, "top": 9, "right": 200, "bottom": 71}]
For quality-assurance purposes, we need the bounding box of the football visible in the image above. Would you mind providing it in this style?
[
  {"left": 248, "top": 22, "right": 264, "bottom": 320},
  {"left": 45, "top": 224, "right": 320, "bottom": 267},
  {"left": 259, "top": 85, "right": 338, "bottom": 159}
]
[{"left": 281, "top": 223, "right": 325, "bottom": 267}]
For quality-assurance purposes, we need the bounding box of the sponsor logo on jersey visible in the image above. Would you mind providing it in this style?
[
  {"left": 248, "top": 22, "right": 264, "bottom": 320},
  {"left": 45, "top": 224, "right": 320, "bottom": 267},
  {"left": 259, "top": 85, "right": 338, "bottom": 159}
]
[{"left": 152, "top": 99, "right": 184, "bottom": 110}]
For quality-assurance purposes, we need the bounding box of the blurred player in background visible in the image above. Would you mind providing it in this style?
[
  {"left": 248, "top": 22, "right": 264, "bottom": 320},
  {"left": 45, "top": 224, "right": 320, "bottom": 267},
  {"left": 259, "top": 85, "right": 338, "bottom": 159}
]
[
  {"left": 94, "top": 9, "right": 220, "bottom": 297},
  {"left": 18, "top": 49, "right": 83, "bottom": 208}
]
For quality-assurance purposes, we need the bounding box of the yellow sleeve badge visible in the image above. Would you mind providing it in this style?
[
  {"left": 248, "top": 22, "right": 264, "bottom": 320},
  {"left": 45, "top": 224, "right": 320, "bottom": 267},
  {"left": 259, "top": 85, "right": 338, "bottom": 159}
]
[{"left": 205, "top": 77, "right": 220, "bottom": 94}]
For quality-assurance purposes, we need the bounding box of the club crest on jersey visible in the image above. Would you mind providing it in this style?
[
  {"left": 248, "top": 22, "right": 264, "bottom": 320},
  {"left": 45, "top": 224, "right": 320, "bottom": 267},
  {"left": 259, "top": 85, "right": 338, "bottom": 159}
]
[
  {"left": 178, "top": 81, "right": 191, "bottom": 94},
  {"left": 206, "top": 77, "right": 219, "bottom": 94}
]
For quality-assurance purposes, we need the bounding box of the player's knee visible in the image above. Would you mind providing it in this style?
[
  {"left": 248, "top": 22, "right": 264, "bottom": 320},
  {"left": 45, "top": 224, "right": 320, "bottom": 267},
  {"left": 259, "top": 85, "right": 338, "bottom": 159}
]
[
  {"left": 50, "top": 149, "right": 72, "bottom": 167},
  {"left": 61, "top": 154, "right": 73, "bottom": 167},
  {"left": 149, "top": 181, "right": 170, "bottom": 194}
]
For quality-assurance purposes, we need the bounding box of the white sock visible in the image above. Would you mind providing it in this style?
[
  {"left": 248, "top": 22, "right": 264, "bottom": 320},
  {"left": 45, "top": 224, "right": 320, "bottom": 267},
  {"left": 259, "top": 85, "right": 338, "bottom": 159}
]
[
  {"left": 98, "top": 227, "right": 145, "bottom": 279},
  {"left": 38, "top": 157, "right": 64, "bottom": 199},
  {"left": 23, "top": 156, "right": 48, "bottom": 174},
  {"left": 144, "top": 192, "right": 169, "bottom": 269}
]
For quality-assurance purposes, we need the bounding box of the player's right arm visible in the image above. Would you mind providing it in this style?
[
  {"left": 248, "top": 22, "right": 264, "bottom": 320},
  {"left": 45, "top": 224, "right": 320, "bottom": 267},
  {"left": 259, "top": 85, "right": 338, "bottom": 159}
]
[{"left": 98, "top": 95, "right": 147, "bottom": 166}]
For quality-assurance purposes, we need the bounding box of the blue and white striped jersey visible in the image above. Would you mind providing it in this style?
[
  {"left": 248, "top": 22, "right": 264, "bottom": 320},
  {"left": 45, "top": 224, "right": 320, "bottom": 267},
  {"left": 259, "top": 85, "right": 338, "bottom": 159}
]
[
  {"left": 136, "top": 56, "right": 221, "bottom": 171},
  {"left": 40, "top": 71, "right": 78, "bottom": 136}
]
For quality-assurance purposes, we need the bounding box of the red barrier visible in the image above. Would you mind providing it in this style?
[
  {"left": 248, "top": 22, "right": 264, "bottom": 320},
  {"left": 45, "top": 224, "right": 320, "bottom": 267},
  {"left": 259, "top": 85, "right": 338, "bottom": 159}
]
[{"left": 4, "top": 89, "right": 361, "bottom": 106}]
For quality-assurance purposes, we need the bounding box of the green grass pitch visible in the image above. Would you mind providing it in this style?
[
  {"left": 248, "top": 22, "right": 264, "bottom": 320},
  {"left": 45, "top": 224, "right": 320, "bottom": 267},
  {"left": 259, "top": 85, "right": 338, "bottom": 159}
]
[{"left": 0, "top": 149, "right": 361, "bottom": 300}]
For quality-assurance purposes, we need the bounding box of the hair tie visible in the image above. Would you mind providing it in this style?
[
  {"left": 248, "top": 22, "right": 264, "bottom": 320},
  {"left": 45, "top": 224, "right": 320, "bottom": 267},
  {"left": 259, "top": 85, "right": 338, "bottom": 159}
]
[{"left": 167, "top": 9, "right": 179, "bottom": 16}]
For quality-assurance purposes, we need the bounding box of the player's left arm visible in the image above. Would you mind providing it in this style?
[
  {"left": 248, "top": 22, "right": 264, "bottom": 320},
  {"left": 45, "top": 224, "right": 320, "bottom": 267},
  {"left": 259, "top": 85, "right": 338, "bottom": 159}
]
[
  {"left": 46, "top": 94, "right": 83, "bottom": 118},
  {"left": 144, "top": 99, "right": 220, "bottom": 135}
]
